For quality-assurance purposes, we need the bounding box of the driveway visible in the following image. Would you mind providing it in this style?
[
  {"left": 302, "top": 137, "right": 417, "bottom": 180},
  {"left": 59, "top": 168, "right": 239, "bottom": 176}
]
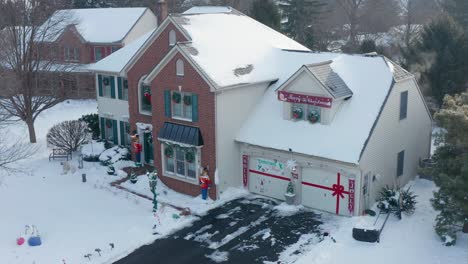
[{"left": 115, "top": 197, "right": 324, "bottom": 263}]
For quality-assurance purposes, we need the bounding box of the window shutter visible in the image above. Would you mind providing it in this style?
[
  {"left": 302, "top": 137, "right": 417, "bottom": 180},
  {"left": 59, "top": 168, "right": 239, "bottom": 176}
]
[
  {"left": 397, "top": 151, "right": 405, "bottom": 177},
  {"left": 98, "top": 75, "right": 103, "bottom": 97},
  {"left": 119, "top": 121, "right": 125, "bottom": 146},
  {"left": 400, "top": 91, "right": 408, "bottom": 120},
  {"left": 192, "top": 94, "right": 199, "bottom": 122},
  {"left": 164, "top": 90, "right": 171, "bottom": 117},
  {"left": 117, "top": 77, "right": 123, "bottom": 100},
  {"left": 110, "top": 77, "right": 116, "bottom": 98},
  {"left": 112, "top": 120, "right": 118, "bottom": 145},
  {"left": 100, "top": 117, "right": 105, "bottom": 139}
]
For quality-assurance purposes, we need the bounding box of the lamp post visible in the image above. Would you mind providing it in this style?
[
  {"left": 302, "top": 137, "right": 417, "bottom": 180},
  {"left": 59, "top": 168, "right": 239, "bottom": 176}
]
[{"left": 148, "top": 169, "right": 158, "bottom": 212}]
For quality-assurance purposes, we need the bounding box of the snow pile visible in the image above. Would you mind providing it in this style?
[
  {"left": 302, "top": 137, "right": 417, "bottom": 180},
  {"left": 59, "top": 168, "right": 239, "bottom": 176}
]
[
  {"left": 205, "top": 250, "right": 229, "bottom": 263},
  {"left": 81, "top": 141, "right": 106, "bottom": 161},
  {"left": 99, "top": 145, "right": 130, "bottom": 165},
  {"left": 273, "top": 202, "right": 304, "bottom": 217}
]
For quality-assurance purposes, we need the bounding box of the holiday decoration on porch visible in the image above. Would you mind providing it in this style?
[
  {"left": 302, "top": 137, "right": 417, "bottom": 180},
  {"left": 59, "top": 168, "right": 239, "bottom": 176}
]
[
  {"left": 105, "top": 119, "right": 112, "bottom": 128},
  {"left": 143, "top": 87, "right": 151, "bottom": 104},
  {"left": 185, "top": 150, "right": 195, "bottom": 163},
  {"left": 183, "top": 95, "right": 192, "bottom": 106},
  {"left": 292, "top": 106, "right": 303, "bottom": 119},
  {"left": 308, "top": 110, "right": 320, "bottom": 124},
  {"left": 172, "top": 92, "right": 181, "bottom": 103},
  {"left": 199, "top": 167, "right": 212, "bottom": 200},
  {"left": 285, "top": 181, "right": 296, "bottom": 205},
  {"left": 164, "top": 145, "right": 174, "bottom": 158},
  {"left": 107, "top": 165, "right": 115, "bottom": 175},
  {"left": 147, "top": 170, "right": 158, "bottom": 212},
  {"left": 130, "top": 171, "right": 138, "bottom": 184}
]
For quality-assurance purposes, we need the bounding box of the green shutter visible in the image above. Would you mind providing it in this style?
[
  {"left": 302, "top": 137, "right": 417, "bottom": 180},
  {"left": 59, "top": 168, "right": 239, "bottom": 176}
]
[
  {"left": 119, "top": 121, "right": 125, "bottom": 146},
  {"left": 192, "top": 94, "right": 199, "bottom": 122},
  {"left": 117, "top": 77, "right": 123, "bottom": 100},
  {"left": 110, "top": 76, "right": 116, "bottom": 98},
  {"left": 100, "top": 117, "right": 105, "bottom": 139},
  {"left": 164, "top": 90, "right": 171, "bottom": 117},
  {"left": 112, "top": 120, "right": 118, "bottom": 145},
  {"left": 98, "top": 75, "right": 103, "bottom": 97}
]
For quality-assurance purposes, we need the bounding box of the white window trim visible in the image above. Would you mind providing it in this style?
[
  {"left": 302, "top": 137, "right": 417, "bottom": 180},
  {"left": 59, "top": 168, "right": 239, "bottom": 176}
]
[
  {"left": 160, "top": 144, "right": 201, "bottom": 185},
  {"left": 122, "top": 78, "right": 129, "bottom": 101},
  {"left": 169, "top": 30, "right": 176, "bottom": 46},
  {"left": 101, "top": 75, "right": 113, "bottom": 98},
  {"left": 171, "top": 91, "right": 192, "bottom": 120},
  {"left": 176, "top": 59, "right": 184, "bottom": 76},
  {"left": 138, "top": 75, "right": 152, "bottom": 116}
]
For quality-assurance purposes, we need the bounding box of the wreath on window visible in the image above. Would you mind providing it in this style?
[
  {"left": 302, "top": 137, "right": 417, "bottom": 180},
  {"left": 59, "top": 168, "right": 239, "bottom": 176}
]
[
  {"left": 164, "top": 145, "right": 174, "bottom": 158},
  {"left": 143, "top": 87, "right": 151, "bottom": 104},
  {"left": 103, "top": 77, "right": 110, "bottom": 86},
  {"left": 185, "top": 150, "right": 195, "bottom": 163},
  {"left": 308, "top": 110, "right": 320, "bottom": 124},
  {"left": 172, "top": 92, "right": 181, "bottom": 103},
  {"left": 292, "top": 107, "right": 303, "bottom": 119},
  {"left": 183, "top": 95, "right": 192, "bottom": 106},
  {"left": 105, "top": 119, "right": 113, "bottom": 128},
  {"left": 123, "top": 79, "right": 128, "bottom": 89}
]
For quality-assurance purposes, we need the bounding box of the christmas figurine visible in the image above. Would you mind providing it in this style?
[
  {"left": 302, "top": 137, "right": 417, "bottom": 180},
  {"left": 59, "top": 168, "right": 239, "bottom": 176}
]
[
  {"left": 133, "top": 134, "right": 142, "bottom": 167},
  {"left": 199, "top": 167, "right": 212, "bottom": 200}
]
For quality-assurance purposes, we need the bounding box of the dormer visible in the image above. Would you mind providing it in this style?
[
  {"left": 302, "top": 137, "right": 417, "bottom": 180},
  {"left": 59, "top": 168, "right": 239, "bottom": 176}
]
[{"left": 277, "top": 61, "right": 352, "bottom": 125}]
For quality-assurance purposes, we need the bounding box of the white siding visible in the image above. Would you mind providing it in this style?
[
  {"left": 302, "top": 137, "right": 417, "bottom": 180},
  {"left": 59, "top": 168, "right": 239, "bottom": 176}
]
[
  {"left": 122, "top": 9, "right": 157, "bottom": 45},
  {"left": 359, "top": 78, "right": 432, "bottom": 210},
  {"left": 215, "top": 83, "right": 269, "bottom": 195}
]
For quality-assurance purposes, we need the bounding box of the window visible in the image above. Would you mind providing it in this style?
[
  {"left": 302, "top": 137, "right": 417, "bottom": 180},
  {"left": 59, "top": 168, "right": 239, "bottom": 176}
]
[
  {"left": 400, "top": 91, "right": 408, "bottom": 120},
  {"left": 169, "top": 30, "right": 176, "bottom": 46},
  {"left": 172, "top": 91, "right": 192, "bottom": 120},
  {"left": 176, "top": 59, "right": 184, "bottom": 76},
  {"left": 140, "top": 84, "right": 152, "bottom": 112},
  {"left": 101, "top": 118, "right": 117, "bottom": 144},
  {"left": 397, "top": 150, "right": 405, "bottom": 177},
  {"left": 64, "top": 46, "right": 80, "bottom": 61},
  {"left": 120, "top": 121, "right": 131, "bottom": 146},
  {"left": 101, "top": 76, "right": 113, "bottom": 98},
  {"left": 94, "top": 47, "right": 103, "bottom": 61},
  {"left": 122, "top": 79, "right": 129, "bottom": 100},
  {"left": 111, "top": 46, "right": 120, "bottom": 53},
  {"left": 291, "top": 103, "right": 321, "bottom": 124},
  {"left": 163, "top": 144, "right": 198, "bottom": 181}
]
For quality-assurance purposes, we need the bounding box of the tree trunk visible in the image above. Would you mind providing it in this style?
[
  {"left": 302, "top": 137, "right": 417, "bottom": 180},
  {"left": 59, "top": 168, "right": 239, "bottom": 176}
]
[{"left": 26, "top": 119, "right": 37, "bottom": 143}]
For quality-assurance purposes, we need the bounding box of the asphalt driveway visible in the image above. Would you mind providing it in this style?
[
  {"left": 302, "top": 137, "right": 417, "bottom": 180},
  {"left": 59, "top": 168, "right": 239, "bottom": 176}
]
[{"left": 114, "top": 197, "right": 324, "bottom": 263}]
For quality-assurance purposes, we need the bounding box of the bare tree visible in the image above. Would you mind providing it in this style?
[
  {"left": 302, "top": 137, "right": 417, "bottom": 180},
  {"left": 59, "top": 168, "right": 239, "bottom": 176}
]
[
  {"left": 399, "top": 0, "right": 440, "bottom": 47},
  {"left": 0, "top": 0, "right": 74, "bottom": 143},
  {"left": 336, "top": 0, "right": 366, "bottom": 50},
  {"left": 46, "top": 120, "right": 90, "bottom": 152}
]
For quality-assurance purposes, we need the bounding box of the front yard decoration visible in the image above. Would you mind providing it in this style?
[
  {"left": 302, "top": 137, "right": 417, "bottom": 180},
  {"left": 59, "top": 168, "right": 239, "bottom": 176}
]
[
  {"left": 285, "top": 181, "right": 296, "bottom": 205},
  {"left": 107, "top": 165, "right": 115, "bottom": 175},
  {"left": 27, "top": 225, "right": 42, "bottom": 247},
  {"left": 292, "top": 106, "right": 303, "bottom": 120},
  {"left": 148, "top": 170, "right": 158, "bottom": 212},
  {"left": 130, "top": 171, "right": 138, "bottom": 184}
]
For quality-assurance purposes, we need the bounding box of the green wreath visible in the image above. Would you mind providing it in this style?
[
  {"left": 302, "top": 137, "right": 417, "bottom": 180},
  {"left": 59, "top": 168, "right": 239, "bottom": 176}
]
[
  {"left": 185, "top": 151, "right": 195, "bottom": 163},
  {"left": 105, "top": 119, "right": 113, "bottom": 128},
  {"left": 292, "top": 107, "right": 303, "bottom": 119},
  {"left": 172, "top": 92, "right": 181, "bottom": 103},
  {"left": 308, "top": 110, "right": 320, "bottom": 124},
  {"left": 164, "top": 145, "right": 174, "bottom": 158},
  {"left": 183, "top": 95, "right": 192, "bottom": 106},
  {"left": 103, "top": 77, "right": 110, "bottom": 86}
]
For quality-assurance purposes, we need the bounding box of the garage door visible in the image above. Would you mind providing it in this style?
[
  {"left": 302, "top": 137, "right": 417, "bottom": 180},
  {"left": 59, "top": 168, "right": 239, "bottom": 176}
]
[
  {"left": 302, "top": 168, "right": 355, "bottom": 215},
  {"left": 248, "top": 157, "right": 289, "bottom": 201}
]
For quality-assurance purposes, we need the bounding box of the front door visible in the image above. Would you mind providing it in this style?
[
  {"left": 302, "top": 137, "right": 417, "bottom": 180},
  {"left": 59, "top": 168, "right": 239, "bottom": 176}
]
[{"left": 144, "top": 132, "right": 154, "bottom": 164}]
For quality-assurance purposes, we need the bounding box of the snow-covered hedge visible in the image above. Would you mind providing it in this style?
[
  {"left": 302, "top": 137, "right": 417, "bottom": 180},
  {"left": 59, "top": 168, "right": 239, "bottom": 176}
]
[
  {"left": 80, "top": 141, "right": 106, "bottom": 162},
  {"left": 99, "top": 146, "right": 130, "bottom": 166}
]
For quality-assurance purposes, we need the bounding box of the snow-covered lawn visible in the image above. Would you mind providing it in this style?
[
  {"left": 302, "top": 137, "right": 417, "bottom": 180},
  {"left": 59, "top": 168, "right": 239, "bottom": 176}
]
[
  {"left": 293, "top": 178, "right": 468, "bottom": 264},
  {"left": 0, "top": 100, "right": 245, "bottom": 264}
]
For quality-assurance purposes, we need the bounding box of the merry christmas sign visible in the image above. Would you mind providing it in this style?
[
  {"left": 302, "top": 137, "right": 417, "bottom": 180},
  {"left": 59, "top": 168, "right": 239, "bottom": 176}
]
[{"left": 278, "top": 91, "right": 333, "bottom": 108}]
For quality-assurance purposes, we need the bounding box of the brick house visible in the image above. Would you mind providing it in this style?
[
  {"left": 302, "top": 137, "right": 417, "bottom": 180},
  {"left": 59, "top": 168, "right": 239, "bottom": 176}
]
[
  {"left": 0, "top": 7, "right": 157, "bottom": 99},
  {"left": 91, "top": 6, "right": 431, "bottom": 215}
]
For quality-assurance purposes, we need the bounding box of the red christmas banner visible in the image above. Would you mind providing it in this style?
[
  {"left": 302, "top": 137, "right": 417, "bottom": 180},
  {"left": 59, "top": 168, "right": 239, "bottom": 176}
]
[
  {"left": 348, "top": 178, "right": 355, "bottom": 215},
  {"left": 278, "top": 91, "right": 333, "bottom": 108},
  {"left": 242, "top": 155, "right": 249, "bottom": 187}
]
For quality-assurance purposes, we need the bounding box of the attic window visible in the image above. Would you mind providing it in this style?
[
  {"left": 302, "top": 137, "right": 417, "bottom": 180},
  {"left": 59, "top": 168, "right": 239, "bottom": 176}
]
[
  {"left": 176, "top": 59, "right": 184, "bottom": 76},
  {"left": 169, "top": 30, "right": 176, "bottom": 46}
]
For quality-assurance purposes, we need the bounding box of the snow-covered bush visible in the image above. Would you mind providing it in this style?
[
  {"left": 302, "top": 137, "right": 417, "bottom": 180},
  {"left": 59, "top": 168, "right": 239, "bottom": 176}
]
[
  {"left": 377, "top": 186, "right": 417, "bottom": 217},
  {"left": 47, "top": 120, "right": 89, "bottom": 152},
  {"left": 99, "top": 146, "right": 130, "bottom": 166},
  {"left": 81, "top": 141, "right": 105, "bottom": 162}
]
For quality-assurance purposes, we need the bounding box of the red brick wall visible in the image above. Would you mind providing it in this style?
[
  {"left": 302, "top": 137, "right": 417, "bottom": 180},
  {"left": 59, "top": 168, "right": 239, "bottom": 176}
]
[{"left": 151, "top": 52, "right": 217, "bottom": 199}]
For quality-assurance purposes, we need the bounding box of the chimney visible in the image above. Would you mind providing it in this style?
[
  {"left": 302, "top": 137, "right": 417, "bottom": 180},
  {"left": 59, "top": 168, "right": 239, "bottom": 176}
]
[{"left": 156, "top": 0, "right": 168, "bottom": 25}]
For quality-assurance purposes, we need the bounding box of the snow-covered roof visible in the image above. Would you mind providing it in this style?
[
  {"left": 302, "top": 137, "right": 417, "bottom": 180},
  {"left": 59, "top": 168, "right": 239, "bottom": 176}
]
[
  {"left": 236, "top": 55, "right": 395, "bottom": 164},
  {"left": 41, "top": 8, "right": 149, "bottom": 43},
  {"left": 88, "top": 29, "right": 156, "bottom": 74},
  {"left": 306, "top": 61, "right": 353, "bottom": 99},
  {"left": 172, "top": 8, "right": 310, "bottom": 88}
]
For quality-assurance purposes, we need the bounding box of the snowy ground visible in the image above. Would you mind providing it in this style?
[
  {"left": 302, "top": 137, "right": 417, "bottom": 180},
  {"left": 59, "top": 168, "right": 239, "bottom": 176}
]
[
  {"left": 0, "top": 100, "right": 245, "bottom": 264},
  {"left": 292, "top": 178, "right": 468, "bottom": 264}
]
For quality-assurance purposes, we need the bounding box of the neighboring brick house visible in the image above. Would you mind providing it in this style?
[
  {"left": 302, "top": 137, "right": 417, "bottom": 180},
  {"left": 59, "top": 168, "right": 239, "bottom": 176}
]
[
  {"left": 0, "top": 7, "right": 157, "bottom": 99},
  {"left": 90, "top": 6, "right": 431, "bottom": 215}
]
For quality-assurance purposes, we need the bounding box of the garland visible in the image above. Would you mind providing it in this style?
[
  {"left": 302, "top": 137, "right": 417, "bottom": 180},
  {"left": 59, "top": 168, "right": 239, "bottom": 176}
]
[
  {"left": 164, "top": 145, "right": 174, "bottom": 158},
  {"left": 183, "top": 95, "right": 192, "bottom": 106},
  {"left": 172, "top": 92, "right": 181, "bottom": 103},
  {"left": 105, "top": 119, "right": 113, "bottom": 128},
  {"left": 292, "top": 107, "right": 303, "bottom": 119},
  {"left": 143, "top": 87, "right": 151, "bottom": 104},
  {"left": 103, "top": 77, "right": 110, "bottom": 86},
  {"left": 308, "top": 110, "right": 320, "bottom": 124},
  {"left": 185, "top": 150, "right": 195, "bottom": 163}
]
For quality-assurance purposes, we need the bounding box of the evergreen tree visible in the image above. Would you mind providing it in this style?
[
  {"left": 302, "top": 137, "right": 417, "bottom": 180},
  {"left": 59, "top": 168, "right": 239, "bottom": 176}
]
[
  {"left": 359, "top": 39, "right": 377, "bottom": 53},
  {"left": 443, "top": 0, "right": 468, "bottom": 30},
  {"left": 73, "top": 0, "right": 113, "bottom": 8},
  {"left": 280, "top": 0, "right": 325, "bottom": 48},
  {"left": 424, "top": 92, "right": 468, "bottom": 246},
  {"left": 249, "top": 0, "right": 281, "bottom": 30}
]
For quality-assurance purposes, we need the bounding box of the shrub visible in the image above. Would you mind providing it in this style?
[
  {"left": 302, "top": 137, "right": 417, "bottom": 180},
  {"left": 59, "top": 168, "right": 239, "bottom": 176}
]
[
  {"left": 79, "top": 114, "right": 100, "bottom": 140},
  {"left": 47, "top": 120, "right": 90, "bottom": 152},
  {"left": 377, "top": 185, "right": 417, "bottom": 218}
]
